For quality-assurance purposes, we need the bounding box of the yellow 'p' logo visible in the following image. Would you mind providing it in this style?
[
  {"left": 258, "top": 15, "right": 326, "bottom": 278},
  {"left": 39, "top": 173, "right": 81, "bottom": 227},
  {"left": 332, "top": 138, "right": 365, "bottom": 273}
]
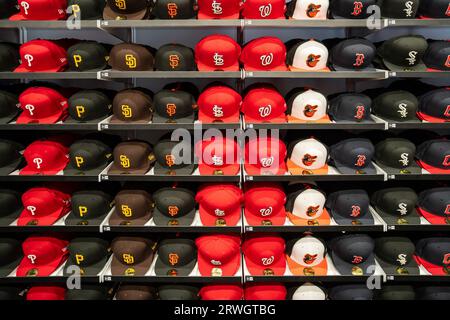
[
  {"left": 120, "top": 155, "right": 130, "bottom": 168},
  {"left": 123, "top": 254, "right": 134, "bottom": 264},
  {"left": 71, "top": 4, "right": 80, "bottom": 18},
  {"left": 121, "top": 205, "right": 133, "bottom": 217},
  {"left": 115, "top": 0, "right": 126, "bottom": 9},
  {"left": 75, "top": 254, "right": 84, "bottom": 265},
  {"left": 75, "top": 156, "right": 84, "bottom": 168},
  {"left": 76, "top": 105, "right": 85, "bottom": 118},
  {"left": 121, "top": 104, "right": 132, "bottom": 118},
  {"left": 78, "top": 206, "right": 88, "bottom": 217},
  {"left": 73, "top": 55, "right": 82, "bottom": 68},
  {"left": 125, "top": 54, "right": 136, "bottom": 69}
]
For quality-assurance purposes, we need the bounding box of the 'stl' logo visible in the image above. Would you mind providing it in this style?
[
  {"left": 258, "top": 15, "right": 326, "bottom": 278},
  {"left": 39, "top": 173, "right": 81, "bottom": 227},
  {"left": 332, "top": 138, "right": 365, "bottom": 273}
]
[
  {"left": 211, "top": 0, "right": 223, "bottom": 14},
  {"left": 213, "top": 53, "right": 224, "bottom": 66}
]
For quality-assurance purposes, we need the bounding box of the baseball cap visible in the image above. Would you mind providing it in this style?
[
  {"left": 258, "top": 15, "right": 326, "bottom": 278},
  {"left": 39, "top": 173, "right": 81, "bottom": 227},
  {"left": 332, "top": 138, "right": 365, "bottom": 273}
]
[
  {"left": 0, "top": 287, "right": 23, "bottom": 300},
  {"left": 115, "top": 285, "right": 158, "bottom": 300},
  {"left": 196, "top": 234, "right": 241, "bottom": 277},
  {"left": 372, "top": 90, "right": 419, "bottom": 122},
  {"left": 0, "top": 139, "right": 23, "bottom": 175},
  {"left": 108, "top": 43, "right": 154, "bottom": 71},
  {"left": 63, "top": 238, "right": 110, "bottom": 277},
  {"left": 330, "top": 138, "right": 376, "bottom": 174},
  {"left": 244, "top": 136, "right": 287, "bottom": 175},
  {"left": 329, "top": 0, "right": 376, "bottom": 18},
  {"left": 0, "top": 238, "right": 22, "bottom": 277},
  {"left": 329, "top": 234, "right": 375, "bottom": 275},
  {"left": 152, "top": 88, "right": 196, "bottom": 123},
  {"left": 109, "top": 190, "right": 153, "bottom": 226},
  {"left": 377, "top": 35, "right": 428, "bottom": 72},
  {"left": 244, "top": 283, "right": 286, "bottom": 300},
  {"left": 65, "top": 286, "right": 112, "bottom": 300},
  {"left": 241, "top": 85, "right": 286, "bottom": 123},
  {"left": 152, "top": 0, "right": 196, "bottom": 19},
  {"left": 287, "top": 0, "right": 329, "bottom": 19},
  {"left": 243, "top": 235, "right": 286, "bottom": 276},
  {"left": 286, "top": 40, "right": 330, "bottom": 71},
  {"left": 197, "top": 0, "right": 241, "bottom": 19},
  {"left": 240, "top": 37, "right": 288, "bottom": 71},
  {"left": 423, "top": 41, "right": 450, "bottom": 71},
  {"left": 110, "top": 89, "right": 153, "bottom": 123},
  {"left": 0, "top": 90, "right": 19, "bottom": 124},
  {"left": 153, "top": 139, "right": 195, "bottom": 175},
  {"left": 416, "top": 286, "right": 450, "bottom": 300},
  {"left": 67, "top": 90, "right": 112, "bottom": 123},
  {"left": 371, "top": 187, "right": 421, "bottom": 225},
  {"left": 158, "top": 285, "right": 199, "bottom": 300},
  {"left": 418, "top": 88, "right": 450, "bottom": 122},
  {"left": 375, "top": 286, "right": 415, "bottom": 300},
  {"left": 67, "top": 41, "right": 109, "bottom": 72},
  {"left": 10, "top": 0, "right": 66, "bottom": 20},
  {"left": 285, "top": 188, "right": 330, "bottom": 225},
  {"left": 103, "top": 0, "right": 150, "bottom": 19},
  {"left": 286, "top": 236, "right": 328, "bottom": 276},
  {"left": 154, "top": 238, "right": 197, "bottom": 276},
  {"left": 379, "top": 0, "right": 419, "bottom": 18},
  {"left": 199, "top": 285, "right": 243, "bottom": 300},
  {"left": 287, "top": 138, "right": 329, "bottom": 175},
  {"left": 152, "top": 187, "right": 196, "bottom": 226},
  {"left": 418, "top": 0, "right": 450, "bottom": 18},
  {"left": 195, "top": 137, "right": 240, "bottom": 176},
  {"left": 196, "top": 184, "right": 243, "bottom": 226},
  {"left": 14, "top": 40, "right": 68, "bottom": 73},
  {"left": 375, "top": 138, "right": 422, "bottom": 174},
  {"left": 0, "top": 43, "right": 20, "bottom": 71},
  {"left": 416, "top": 139, "right": 450, "bottom": 173},
  {"left": 328, "top": 93, "right": 373, "bottom": 123},
  {"left": 375, "top": 237, "right": 419, "bottom": 275},
  {"left": 242, "top": 0, "right": 286, "bottom": 18},
  {"left": 67, "top": 0, "right": 105, "bottom": 20},
  {"left": 417, "top": 188, "right": 450, "bottom": 225},
  {"left": 244, "top": 183, "right": 286, "bottom": 226},
  {"left": 65, "top": 190, "right": 113, "bottom": 226},
  {"left": 415, "top": 237, "right": 450, "bottom": 275},
  {"left": 17, "top": 236, "right": 68, "bottom": 277},
  {"left": 329, "top": 285, "right": 373, "bottom": 300},
  {"left": 108, "top": 141, "right": 155, "bottom": 175},
  {"left": 154, "top": 44, "right": 195, "bottom": 71},
  {"left": 197, "top": 85, "right": 241, "bottom": 123},
  {"left": 64, "top": 139, "right": 112, "bottom": 175},
  {"left": 0, "top": 190, "right": 22, "bottom": 226},
  {"left": 288, "top": 283, "right": 327, "bottom": 300},
  {"left": 26, "top": 286, "right": 66, "bottom": 300},
  {"left": 330, "top": 38, "right": 376, "bottom": 71},
  {"left": 195, "top": 35, "right": 241, "bottom": 71},
  {"left": 19, "top": 140, "right": 69, "bottom": 175},
  {"left": 286, "top": 89, "right": 329, "bottom": 123},
  {"left": 326, "top": 189, "right": 374, "bottom": 225},
  {"left": 110, "top": 237, "right": 156, "bottom": 276},
  {"left": 18, "top": 187, "right": 70, "bottom": 226},
  {"left": 0, "top": 0, "right": 19, "bottom": 19}
]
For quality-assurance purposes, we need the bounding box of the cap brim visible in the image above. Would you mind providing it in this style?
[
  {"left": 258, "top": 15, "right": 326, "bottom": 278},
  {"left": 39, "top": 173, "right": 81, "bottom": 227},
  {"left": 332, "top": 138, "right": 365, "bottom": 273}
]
[
  {"left": 243, "top": 64, "right": 289, "bottom": 71},
  {"left": 63, "top": 255, "right": 109, "bottom": 276},
  {"left": 286, "top": 255, "right": 327, "bottom": 276},
  {"left": 330, "top": 118, "right": 374, "bottom": 123},
  {"left": 0, "top": 255, "right": 22, "bottom": 277},
  {"left": 245, "top": 255, "right": 286, "bottom": 276},
  {"left": 17, "top": 206, "right": 65, "bottom": 226},
  {"left": 330, "top": 251, "right": 375, "bottom": 276},
  {"left": 64, "top": 211, "right": 108, "bottom": 226},
  {"left": 287, "top": 115, "right": 331, "bottom": 123},
  {"left": 244, "top": 162, "right": 287, "bottom": 176},
  {"left": 19, "top": 160, "right": 68, "bottom": 175},
  {"left": 286, "top": 158, "right": 328, "bottom": 175},
  {"left": 154, "top": 256, "right": 197, "bottom": 276},
  {"left": 376, "top": 255, "right": 420, "bottom": 276},
  {"left": 0, "top": 157, "right": 23, "bottom": 175},
  {"left": 108, "top": 208, "right": 152, "bottom": 226},
  {"left": 198, "top": 109, "right": 240, "bottom": 123},
  {"left": 111, "top": 253, "right": 154, "bottom": 276},
  {"left": 416, "top": 160, "right": 450, "bottom": 174},
  {"left": 417, "top": 112, "right": 449, "bottom": 123},
  {"left": 333, "top": 159, "right": 376, "bottom": 175},
  {"left": 64, "top": 161, "right": 110, "bottom": 176},
  {"left": 417, "top": 207, "right": 450, "bottom": 225},
  {"left": 244, "top": 207, "right": 286, "bottom": 226},
  {"left": 375, "top": 207, "right": 421, "bottom": 225},
  {"left": 330, "top": 209, "right": 374, "bottom": 225},
  {"left": 331, "top": 64, "right": 375, "bottom": 72},
  {"left": 152, "top": 207, "right": 196, "bottom": 226},
  {"left": 109, "top": 115, "right": 151, "bottom": 124},
  {"left": 287, "top": 208, "right": 331, "bottom": 226},
  {"left": 9, "top": 13, "right": 26, "bottom": 21},
  {"left": 107, "top": 161, "right": 151, "bottom": 175},
  {"left": 415, "top": 256, "right": 448, "bottom": 276},
  {"left": 375, "top": 161, "right": 422, "bottom": 175},
  {"left": 153, "top": 162, "right": 195, "bottom": 175},
  {"left": 198, "top": 251, "right": 240, "bottom": 276},
  {"left": 64, "top": 116, "right": 108, "bottom": 124},
  {"left": 197, "top": 12, "right": 240, "bottom": 19},
  {"left": 0, "top": 206, "right": 22, "bottom": 226},
  {"left": 382, "top": 59, "right": 427, "bottom": 72},
  {"left": 103, "top": 5, "right": 148, "bottom": 20},
  {"left": 196, "top": 60, "right": 240, "bottom": 72},
  {"left": 14, "top": 64, "right": 64, "bottom": 73},
  {"left": 152, "top": 113, "right": 195, "bottom": 124},
  {"left": 16, "top": 254, "right": 67, "bottom": 277},
  {"left": 199, "top": 205, "right": 241, "bottom": 227},
  {"left": 16, "top": 111, "right": 64, "bottom": 124},
  {"left": 288, "top": 66, "right": 330, "bottom": 72},
  {"left": 244, "top": 114, "right": 287, "bottom": 123},
  {"left": 198, "top": 163, "right": 240, "bottom": 176}
]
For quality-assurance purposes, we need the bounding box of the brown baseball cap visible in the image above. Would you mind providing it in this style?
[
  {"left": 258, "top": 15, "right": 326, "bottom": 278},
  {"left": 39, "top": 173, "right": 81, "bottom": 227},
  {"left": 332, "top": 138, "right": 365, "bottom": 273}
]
[
  {"left": 111, "top": 237, "right": 156, "bottom": 276},
  {"left": 108, "top": 43, "right": 154, "bottom": 71},
  {"left": 115, "top": 285, "right": 157, "bottom": 300},
  {"left": 110, "top": 89, "right": 153, "bottom": 123},
  {"left": 108, "top": 141, "right": 155, "bottom": 175},
  {"left": 103, "top": 0, "right": 151, "bottom": 20},
  {"left": 109, "top": 190, "right": 153, "bottom": 226}
]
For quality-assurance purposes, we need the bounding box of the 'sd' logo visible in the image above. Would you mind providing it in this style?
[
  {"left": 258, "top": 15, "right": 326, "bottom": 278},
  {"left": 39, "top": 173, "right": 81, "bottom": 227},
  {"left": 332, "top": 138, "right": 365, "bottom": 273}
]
[
  {"left": 351, "top": 1, "right": 363, "bottom": 16},
  {"left": 73, "top": 54, "right": 83, "bottom": 68},
  {"left": 78, "top": 206, "right": 88, "bottom": 217},
  {"left": 115, "top": 0, "right": 126, "bottom": 9},
  {"left": 306, "top": 54, "right": 321, "bottom": 67},
  {"left": 167, "top": 3, "right": 178, "bottom": 18},
  {"left": 165, "top": 154, "right": 175, "bottom": 167},
  {"left": 75, "top": 156, "right": 84, "bottom": 168},
  {"left": 121, "top": 104, "right": 132, "bottom": 118},
  {"left": 119, "top": 155, "right": 131, "bottom": 168},
  {"left": 76, "top": 105, "right": 85, "bottom": 118},
  {"left": 125, "top": 54, "right": 137, "bottom": 69},
  {"left": 168, "top": 206, "right": 179, "bottom": 217},
  {"left": 122, "top": 254, "right": 134, "bottom": 264},
  {"left": 166, "top": 103, "right": 177, "bottom": 117},
  {"left": 75, "top": 254, "right": 84, "bottom": 265},
  {"left": 355, "top": 154, "right": 366, "bottom": 167},
  {"left": 121, "top": 205, "right": 132, "bottom": 217},
  {"left": 169, "top": 253, "right": 179, "bottom": 266},
  {"left": 169, "top": 54, "right": 180, "bottom": 69},
  {"left": 307, "top": 4, "right": 321, "bottom": 17},
  {"left": 353, "top": 53, "right": 365, "bottom": 67}
]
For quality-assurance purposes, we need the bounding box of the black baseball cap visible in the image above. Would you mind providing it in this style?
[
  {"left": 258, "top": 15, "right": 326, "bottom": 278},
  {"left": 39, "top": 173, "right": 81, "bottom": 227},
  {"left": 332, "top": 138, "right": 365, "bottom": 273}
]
[
  {"left": 371, "top": 187, "right": 421, "bottom": 225},
  {"left": 154, "top": 238, "right": 197, "bottom": 276},
  {"left": 330, "top": 138, "right": 376, "bottom": 174},
  {"left": 65, "top": 190, "right": 113, "bottom": 226},
  {"left": 153, "top": 139, "right": 196, "bottom": 175},
  {"left": 329, "top": 0, "right": 376, "bottom": 18},
  {"left": 153, "top": 88, "right": 196, "bottom": 123},
  {"left": 330, "top": 38, "right": 376, "bottom": 71},
  {"left": 372, "top": 90, "right": 419, "bottom": 122},
  {"left": 416, "top": 139, "right": 450, "bottom": 174},
  {"left": 423, "top": 41, "right": 450, "bottom": 71},
  {"left": 152, "top": 0, "right": 196, "bottom": 19},
  {"left": 418, "top": 88, "right": 450, "bottom": 123},
  {"left": 0, "top": 43, "right": 20, "bottom": 72},
  {"left": 418, "top": 0, "right": 450, "bottom": 18},
  {"left": 0, "top": 139, "right": 23, "bottom": 175},
  {"left": 375, "top": 138, "right": 422, "bottom": 174},
  {"left": 415, "top": 237, "right": 450, "bottom": 275},
  {"left": 0, "top": 90, "right": 19, "bottom": 124},
  {"left": 329, "top": 285, "right": 373, "bottom": 300},
  {"left": 64, "top": 139, "right": 112, "bottom": 176},
  {"left": 0, "top": 0, "right": 19, "bottom": 19},
  {"left": 154, "top": 44, "right": 196, "bottom": 71},
  {"left": 63, "top": 238, "right": 110, "bottom": 276},
  {"left": 416, "top": 286, "right": 450, "bottom": 300},
  {"left": 328, "top": 93, "right": 374, "bottom": 123},
  {"left": 329, "top": 234, "right": 375, "bottom": 276},
  {"left": 0, "top": 190, "right": 22, "bottom": 226},
  {"left": 326, "top": 189, "right": 374, "bottom": 225},
  {"left": 379, "top": 0, "right": 419, "bottom": 18},
  {"left": 67, "top": 90, "right": 112, "bottom": 123},
  {"left": 65, "top": 285, "right": 112, "bottom": 300},
  {"left": 67, "top": 41, "right": 109, "bottom": 72},
  {"left": 377, "top": 35, "right": 428, "bottom": 71},
  {"left": 375, "top": 237, "right": 419, "bottom": 275},
  {"left": 152, "top": 187, "right": 196, "bottom": 226},
  {"left": 0, "top": 287, "right": 24, "bottom": 300},
  {"left": 158, "top": 285, "right": 199, "bottom": 300},
  {"left": 0, "top": 238, "right": 22, "bottom": 277},
  {"left": 417, "top": 187, "right": 450, "bottom": 225},
  {"left": 375, "top": 286, "right": 416, "bottom": 300},
  {"left": 115, "top": 285, "right": 157, "bottom": 300},
  {"left": 67, "top": 0, "right": 106, "bottom": 20}
]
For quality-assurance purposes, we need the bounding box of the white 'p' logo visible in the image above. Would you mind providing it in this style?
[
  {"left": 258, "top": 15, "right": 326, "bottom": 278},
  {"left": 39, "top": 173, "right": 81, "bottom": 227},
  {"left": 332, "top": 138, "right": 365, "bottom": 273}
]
[
  {"left": 24, "top": 54, "right": 34, "bottom": 67},
  {"left": 27, "top": 205, "right": 37, "bottom": 216},
  {"left": 33, "top": 158, "right": 43, "bottom": 169},
  {"left": 21, "top": 1, "right": 30, "bottom": 15},
  {"left": 25, "top": 104, "right": 35, "bottom": 115},
  {"left": 27, "top": 254, "right": 37, "bottom": 264}
]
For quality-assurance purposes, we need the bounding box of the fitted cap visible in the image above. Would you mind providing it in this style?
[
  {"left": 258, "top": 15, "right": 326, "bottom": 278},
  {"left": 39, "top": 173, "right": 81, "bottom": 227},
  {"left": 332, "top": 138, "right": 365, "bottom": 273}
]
[
  {"left": 326, "top": 189, "right": 374, "bottom": 225},
  {"left": 0, "top": 43, "right": 20, "bottom": 71},
  {"left": 418, "top": 88, "right": 450, "bottom": 123},
  {"left": 375, "top": 138, "right": 421, "bottom": 174},
  {"left": 242, "top": 0, "right": 286, "bottom": 18},
  {"left": 379, "top": 0, "right": 419, "bottom": 18},
  {"left": 67, "top": 90, "right": 112, "bottom": 123},
  {"left": 240, "top": 37, "right": 288, "bottom": 71},
  {"left": 65, "top": 286, "right": 112, "bottom": 300},
  {"left": 329, "top": 0, "right": 376, "bottom": 18},
  {"left": 19, "top": 140, "right": 69, "bottom": 175},
  {"left": 26, "top": 286, "right": 66, "bottom": 300},
  {"left": 244, "top": 137, "right": 287, "bottom": 175},
  {"left": 0, "top": 287, "right": 23, "bottom": 300},
  {"left": 108, "top": 141, "right": 154, "bottom": 175},
  {"left": 287, "top": 138, "right": 329, "bottom": 175},
  {"left": 0, "top": 238, "right": 23, "bottom": 277},
  {"left": 377, "top": 35, "right": 428, "bottom": 71},
  {"left": 286, "top": 188, "right": 330, "bottom": 225},
  {"left": 287, "top": 89, "right": 329, "bottom": 123},
  {"left": 153, "top": 88, "right": 195, "bottom": 123},
  {"left": 417, "top": 188, "right": 450, "bottom": 225},
  {"left": 111, "top": 237, "right": 156, "bottom": 276},
  {"left": 375, "top": 285, "right": 416, "bottom": 300},
  {"left": 372, "top": 90, "right": 419, "bottom": 122},
  {"left": 0, "top": 190, "right": 22, "bottom": 226},
  {"left": 199, "top": 284, "right": 243, "bottom": 300},
  {"left": 154, "top": 238, "right": 197, "bottom": 276},
  {"left": 241, "top": 85, "right": 287, "bottom": 123},
  {"left": 153, "top": 139, "right": 195, "bottom": 175},
  {"left": 0, "top": 0, "right": 19, "bottom": 19},
  {"left": 153, "top": 0, "right": 196, "bottom": 19},
  {"left": 288, "top": 0, "right": 329, "bottom": 19},
  {"left": 328, "top": 93, "right": 373, "bottom": 122},
  {"left": 103, "top": 0, "right": 150, "bottom": 20},
  {"left": 416, "top": 286, "right": 450, "bottom": 300},
  {"left": 10, "top": 0, "right": 66, "bottom": 20},
  {"left": 0, "top": 139, "right": 23, "bottom": 175},
  {"left": 0, "top": 90, "right": 19, "bottom": 124},
  {"left": 329, "top": 285, "right": 373, "bottom": 300},
  {"left": 330, "top": 138, "right": 376, "bottom": 174},
  {"left": 287, "top": 40, "right": 330, "bottom": 71},
  {"left": 423, "top": 41, "right": 450, "bottom": 71},
  {"left": 289, "top": 283, "right": 327, "bottom": 300},
  {"left": 108, "top": 43, "right": 154, "bottom": 71},
  {"left": 154, "top": 44, "right": 195, "bottom": 71},
  {"left": 115, "top": 285, "right": 157, "bottom": 300},
  {"left": 330, "top": 38, "right": 376, "bottom": 71},
  {"left": 375, "top": 237, "right": 419, "bottom": 276},
  {"left": 15, "top": 40, "right": 67, "bottom": 73},
  {"left": 63, "top": 238, "right": 110, "bottom": 276},
  {"left": 286, "top": 236, "right": 328, "bottom": 276},
  {"left": 244, "top": 183, "right": 286, "bottom": 226},
  {"left": 109, "top": 190, "right": 153, "bottom": 226},
  {"left": 415, "top": 237, "right": 450, "bottom": 275},
  {"left": 64, "top": 139, "right": 112, "bottom": 175},
  {"left": 244, "top": 283, "right": 287, "bottom": 300},
  {"left": 197, "top": 85, "right": 241, "bottom": 123},
  {"left": 65, "top": 190, "right": 113, "bottom": 226},
  {"left": 152, "top": 187, "right": 196, "bottom": 226},
  {"left": 197, "top": 0, "right": 242, "bottom": 19},
  {"left": 195, "top": 137, "right": 240, "bottom": 176},
  {"left": 196, "top": 234, "right": 241, "bottom": 276},
  {"left": 243, "top": 236, "right": 286, "bottom": 276},
  {"left": 195, "top": 35, "right": 241, "bottom": 71},
  {"left": 68, "top": 0, "right": 106, "bottom": 20},
  {"left": 67, "top": 41, "right": 109, "bottom": 72},
  {"left": 418, "top": 0, "right": 450, "bottom": 18},
  {"left": 110, "top": 89, "right": 153, "bottom": 123},
  {"left": 416, "top": 139, "right": 450, "bottom": 173},
  {"left": 158, "top": 285, "right": 199, "bottom": 300}
]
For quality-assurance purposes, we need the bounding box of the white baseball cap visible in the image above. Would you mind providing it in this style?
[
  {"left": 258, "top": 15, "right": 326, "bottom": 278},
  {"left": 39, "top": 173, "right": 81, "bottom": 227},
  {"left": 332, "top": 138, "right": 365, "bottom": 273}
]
[
  {"left": 287, "top": 89, "right": 330, "bottom": 123},
  {"left": 287, "top": 138, "right": 329, "bottom": 175},
  {"left": 286, "top": 235, "right": 328, "bottom": 275},
  {"left": 289, "top": 0, "right": 329, "bottom": 20},
  {"left": 285, "top": 188, "right": 331, "bottom": 225},
  {"left": 290, "top": 283, "right": 327, "bottom": 300},
  {"left": 287, "top": 40, "right": 330, "bottom": 71}
]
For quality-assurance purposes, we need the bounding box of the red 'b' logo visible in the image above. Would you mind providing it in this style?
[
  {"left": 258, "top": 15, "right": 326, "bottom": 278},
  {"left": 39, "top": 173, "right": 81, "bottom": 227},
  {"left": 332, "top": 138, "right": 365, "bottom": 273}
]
[
  {"left": 351, "top": 1, "right": 363, "bottom": 16},
  {"left": 445, "top": 105, "right": 450, "bottom": 117},
  {"left": 445, "top": 204, "right": 450, "bottom": 215},
  {"left": 445, "top": 55, "right": 450, "bottom": 68},
  {"left": 443, "top": 253, "right": 450, "bottom": 265},
  {"left": 443, "top": 155, "right": 450, "bottom": 167},
  {"left": 355, "top": 155, "right": 366, "bottom": 167},
  {"left": 353, "top": 53, "right": 365, "bottom": 67},
  {"left": 352, "top": 255, "right": 363, "bottom": 264},
  {"left": 355, "top": 105, "right": 365, "bottom": 120},
  {"left": 351, "top": 205, "right": 361, "bottom": 217},
  {"left": 446, "top": 4, "right": 450, "bottom": 16}
]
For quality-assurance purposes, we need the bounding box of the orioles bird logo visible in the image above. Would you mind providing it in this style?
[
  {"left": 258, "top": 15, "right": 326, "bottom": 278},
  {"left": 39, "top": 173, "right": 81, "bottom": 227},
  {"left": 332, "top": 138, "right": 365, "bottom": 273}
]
[
  {"left": 306, "top": 205, "right": 320, "bottom": 217},
  {"left": 304, "top": 104, "right": 318, "bottom": 117},
  {"left": 166, "top": 154, "right": 175, "bottom": 167},
  {"left": 166, "top": 103, "right": 177, "bottom": 117},
  {"left": 167, "top": 3, "right": 178, "bottom": 18},
  {"left": 303, "top": 253, "right": 318, "bottom": 265},
  {"left": 306, "top": 4, "right": 321, "bottom": 17},
  {"left": 302, "top": 153, "right": 317, "bottom": 166},
  {"left": 168, "top": 206, "right": 179, "bottom": 217},
  {"left": 169, "top": 54, "right": 180, "bottom": 69},
  {"left": 355, "top": 154, "right": 366, "bottom": 167},
  {"left": 352, "top": 255, "right": 363, "bottom": 264},
  {"left": 306, "top": 54, "right": 321, "bottom": 67},
  {"left": 169, "top": 253, "right": 179, "bottom": 266}
]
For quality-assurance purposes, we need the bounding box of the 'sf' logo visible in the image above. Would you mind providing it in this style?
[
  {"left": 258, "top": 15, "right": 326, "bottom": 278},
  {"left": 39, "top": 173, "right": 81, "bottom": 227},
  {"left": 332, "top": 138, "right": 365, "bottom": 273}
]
[
  {"left": 167, "top": 3, "right": 178, "bottom": 18},
  {"left": 166, "top": 104, "right": 177, "bottom": 116},
  {"left": 355, "top": 155, "right": 366, "bottom": 167},
  {"left": 169, "top": 253, "right": 179, "bottom": 266},
  {"left": 258, "top": 4, "right": 272, "bottom": 17},
  {"left": 27, "top": 254, "right": 37, "bottom": 264},
  {"left": 351, "top": 1, "right": 363, "bottom": 16},
  {"left": 165, "top": 154, "right": 175, "bottom": 167},
  {"left": 353, "top": 53, "right": 365, "bottom": 67},
  {"left": 27, "top": 206, "right": 37, "bottom": 216},
  {"left": 24, "top": 54, "right": 34, "bottom": 67},
  {"left": 168, "top": 206, "right": 179, "bottom": 217},
  {"left": 25, "top": 104, "right": 35, "bottom": 116},
  {"left": 20, "top": 1, "right": 30, "bottom": 15},
  {"left": 33, "top": 158, "right": 43, "bottom": 169},
  {"left": 169, "top": 55, "right": 180, "bottom": 69}
]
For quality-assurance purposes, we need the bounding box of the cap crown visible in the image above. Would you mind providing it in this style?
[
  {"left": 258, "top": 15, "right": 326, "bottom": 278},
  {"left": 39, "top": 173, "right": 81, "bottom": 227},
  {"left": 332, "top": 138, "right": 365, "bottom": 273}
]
[
  {"left": 328, "top": 93, "right": 372, "bottom": 122},
  {"left": 371, "top": 188, "right": 418, "bottom": 217},
  {"left": 330, "top": 38, "right": 375, "bottom": 69},
  {"left": 419, "top": 88, "right": 450, "bottom": 121},
  {"left": 0, "top": 190, "right": 22, "bottom": 217},
  {"left": 418, "top": 188, "right": 450, "bottom": 218},
  {"left": 71, "top": 191, "right": 112, "bottom": 219},
  {"left": 331, "top": 234, "right": 374, "bottom": 265},
  {"left": 68, "top": 90, "right": 112, "bottom": 122},
  {"left": 115, "top": 190, "right": 152, "bottom": 220},
  {"left": 19, "top": 87, "right": 67, "bottom": 122},
  {"left": 331, "top": 138, "right": 375, "bottom": 170},
  {"left": 240, "top": 37, "right": 287, "bottom": 71},
  {"left": 15, "top": 0, "right": 66, "bottom": 20},
  {"left": 154, "top": 89, "right": 195, "bottom": 119},
  {"left": 113, "top": 89, "right": 152, "bottom": 122},
  {"left": 69, "top": 140, "right": 111, "bottom": 170},
  {"left": 329, "top": 189, "right": 370, "bottom": 219},
  {"left": 155, "top": 44, "right": 195, "bottom": 71},
  {"left": 245, "top": 137, "right": 287, "bottom": 169},
  {"left": 18, "top": 40, "right": 67, "bottom": 72},
  {"left": 372, "top": 90, "right": 418, "bottom": 121},
  {"left": 0, "top": 238, "right": 22, "bottom": 265},
  {"left": 0, "top": 140, "right": 21, "bottom": 168},
  {"left": 22, "top": 187, "right": 69, "bottom": 218},
  {"left": 22, "top": 236, "right": 68, "bottom": 266},
  {"left": 417, "top": 140, "right": 450, "bottom": 169},
  {"left": 290, "top": 236, "right": 325, "bottom": 267},
  {"left": 288, "top": 89, "right": 327, "bottom": 121},
  {"left": 375, "top": 138, "right": 416, "bottom": 169},
  {"left": 196, "top": 184, "right": 242, "bottom": 217},
  {"left": 330, "top": 0, "right": 376, "bottom": 18},
  {"left": 379, "top": 36, "right": 428, "bottom": 68},
  {"left": 243, "top": 237, "right": 285, "bottom": 266},
  {"left": 112, "top": 141, "right": 152, "bottom": 171},
  {"left": 109, "top": 43, "right": 154, "bottom": 71},
  {"left": 198, "top": 86, "right": 242, "bottom": 120},
  {"left": 23, "top": 141, "right": 69, "bottom": 172},
  {"left": 197, "top": 235, "right": 240, "bottom": 265},
  {"left": 245, "top": 185, "right": 286, "bottom": 218},
  {"left": 154, "top": 188, "right": 195, "bottom": 218},
  {"left": 242, "top": 86, "right": 286, "bottom": 121},
  {"left": 157, "top": 239, "right": 197, "bottom": 267},
  {"left": 112, "top": 237, "right": 154, "bottom": 265},
  {"left": 416, "top": 237, "right": 450, "bottom": 266},
  {"left": 195, "top": 35, "right": 241, "bottom": 70},
  {"left": 289, "top": 138, "right": 328, "bottom": 170},
  {"left": 375, "top": 237, "right": 415, "bottom": 266},
  {"left": 288, "top": 40, "right": 328, "bottom": 70},
  {"left": 68, "top": 238, "right": 109, "bottom": 267},
  {"left": 154, "top": 140, "right": 192, "bottom": 169},
  {"left": 291, "top": 189, "right": 326, "bottom": 219}
]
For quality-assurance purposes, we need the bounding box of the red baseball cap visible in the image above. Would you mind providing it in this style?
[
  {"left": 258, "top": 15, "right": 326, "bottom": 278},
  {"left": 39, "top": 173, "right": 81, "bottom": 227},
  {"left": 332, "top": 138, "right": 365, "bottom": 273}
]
[
  {"left": 414, "top": 238, "right": 450, "bottom": 276},
  {"left": 240, "top": 37, "right": 288, "bottom": 71},
  {"left": 242, "top": 86, "right": 287, "bottom": 123},
  {"left": 244, "top": 283, "right": 287, "bottom": 300},
  {"left": 195, "top": 137, "right": 241, "bottom": 176},
  {"left": 244, "top": 137, "right": 287, "bottom": 175},
  {"left": 243, "top": 235, "right": 286, "bottom": 276},
  {"left": 242, "top": 0, "right": 286, "bottom": 19},
  {"left": 26, "top": 286, "right": 66, "bottom": 300},
  {"left": 20, "top": 140, "right": 69, "bottom": 175},
  {"left": 196, "top": 184, "right": 243, "bottom": 226},
  {"left": 18, "top": 187, "right": 71, "bottom": 226},
  {"left": 244, "top": 183, "right": 286, "bottom": 226},
  {"left": 199, "top": 284, "right": 243, "bottom": 300},
  {"left": 17, "top": 236, "right": 69, "bottom": 277},
  {"left": 17, "top": 87, "right": 68, "bottom": 124},
  {"left": 197, "top": 85, "right": 242, "bottom": 123},
  {"left": 10, "top": 0, "right": 67, "bottom": 21},
  {"left": 14, "top": 40, "right": 68, "bottom": 73},
  {"left": 195, "top": 35, "right": 241, "bottom": 71},
  {"left": 197, "top": 0, "right": 242, "bottom": 19},
  {"left": 196, "top": 234, "right": 241, "bottom": 276}
]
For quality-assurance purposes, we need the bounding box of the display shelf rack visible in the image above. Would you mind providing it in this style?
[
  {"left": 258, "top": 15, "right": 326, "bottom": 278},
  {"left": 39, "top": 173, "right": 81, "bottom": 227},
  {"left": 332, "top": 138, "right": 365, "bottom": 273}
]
[
  {"left": 100, "top": 174, "right": 241, "bottom": 182},
  {"left": 102, "top": 225, "right": 242, "bottom": 233},
  {"left": 243, "top": 225, "right": 384, "bottom": 233},
  {"left": 244, "top": 275, "right": 382, "bottom": 283},
  {"left": 103, "top": 276, "right": 242, "bottom": 284}
]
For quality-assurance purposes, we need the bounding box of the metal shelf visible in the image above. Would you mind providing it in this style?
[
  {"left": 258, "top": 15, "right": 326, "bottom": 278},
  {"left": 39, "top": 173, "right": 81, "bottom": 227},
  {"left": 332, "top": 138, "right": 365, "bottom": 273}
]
[
  {"left": 0, "top": 225, "right": 101, "bottom": 233},
  {"left": 0, "top": 276, "right": 100, "bottom": 284},
  {"left": 103, "top": 276, "right": 241, "bottom": 284},
  {"left": 244, "top": 275, "right": 380, "bottom": 283},
  {"left": 101, "top": 174, "right": 241, "bottom": 182},
  {"left": 0, "top": 71, "right": 100, "bottom": 79},
  {"left": 386, "top": 224, "right": 450, "bottom": 232},
  {"left": 244, "top": 122, "right": 386, "bottom": 130},
  {"left": 0, "top": 123, "right": 99, "bottom": 131},
  {"left": 102, "top": 225, "right": 242, "bottom": 233},
  {"left": 387, "top": 174, "right": 450, "bottom": 181},
  {"left": 244, "top": 225, "right": 383, "bottom": 233},
  {"left": 385, "top": 275, "right": 450, "bottom": 282},
  {"left": 391, "top": 71, "right": 450, "bottom": 78},
  {"left": 244, "top": 174, "right": 386, "bottom": 182},
  {"left": 245, "top": 71, "right": 388, "bottom": 79},
  {"left": 102, "top": 70, "right": 242, "bottom": 79},
  {"left": 388, "top": 122, "right": 450, "bottom": 130},
  {"left": 387, "top": 18, "right": 450, "bottom": 27},
  {"left": 100, "top": 122, "right": 241, "bottom": 131},
  {"left": 0, "top": 174, "right": 100, "bottom": 182}
]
